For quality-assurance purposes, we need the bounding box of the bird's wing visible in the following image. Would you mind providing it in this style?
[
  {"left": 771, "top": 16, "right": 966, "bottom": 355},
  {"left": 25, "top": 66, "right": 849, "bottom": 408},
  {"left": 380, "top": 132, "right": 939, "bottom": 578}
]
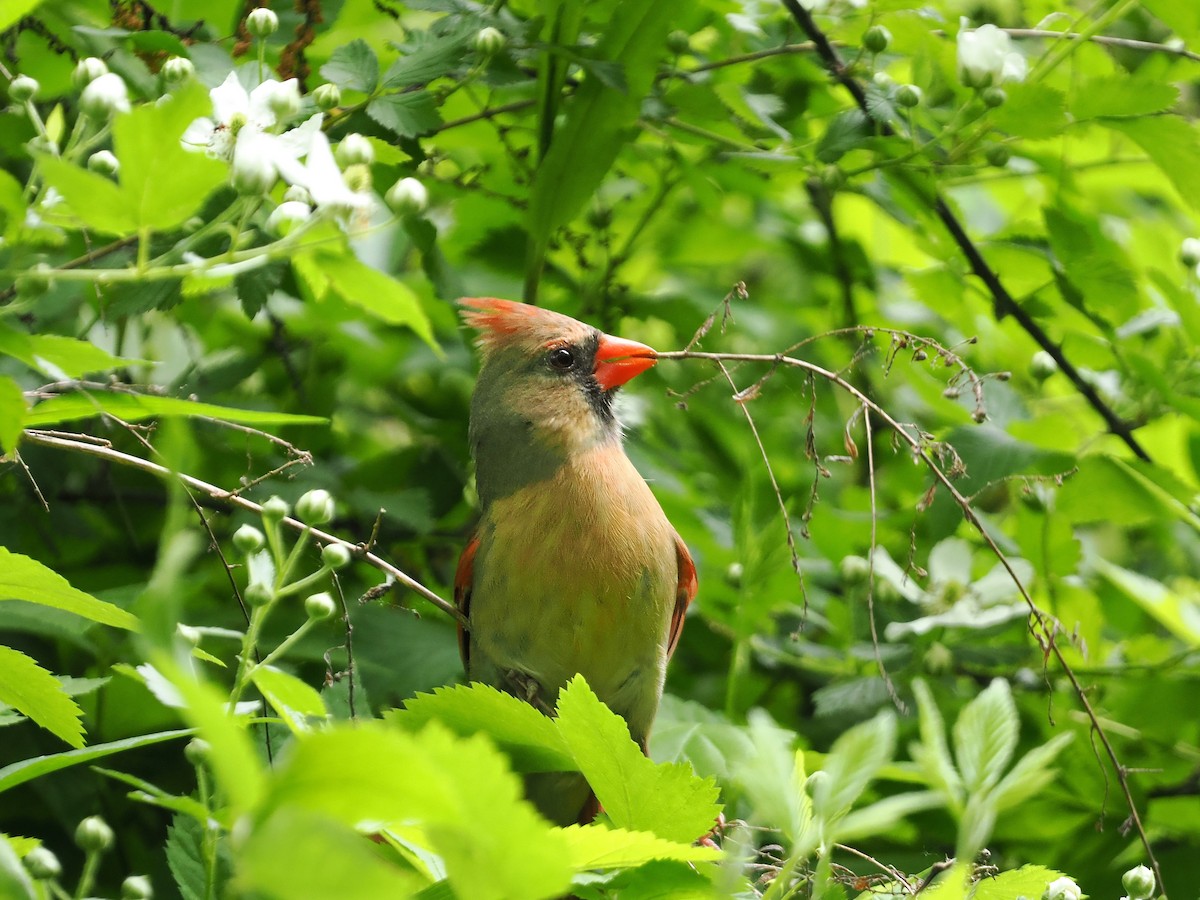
[
  {"left": 454, "top": 533, "right": 480, "bottom": 670},
  {"left": 667, "top": 533, "right": 698, "bottom": 659}
]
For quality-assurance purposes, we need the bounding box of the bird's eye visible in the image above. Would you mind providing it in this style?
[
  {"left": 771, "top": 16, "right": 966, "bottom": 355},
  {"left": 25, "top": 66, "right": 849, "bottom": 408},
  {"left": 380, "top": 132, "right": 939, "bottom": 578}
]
[{"left": 547, "top": 347, "right": 576, "bottom": 371}]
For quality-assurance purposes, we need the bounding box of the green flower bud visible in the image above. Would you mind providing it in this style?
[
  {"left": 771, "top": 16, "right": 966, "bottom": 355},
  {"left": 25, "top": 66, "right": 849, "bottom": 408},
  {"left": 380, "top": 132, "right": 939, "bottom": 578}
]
[
  {"left": 839, "top": 555, "right": 870, "bottom": 585},
  {"left": 266, "top": 200, "right": 311, "bottom": 237},
  {"left": 386, "top": 176, "right": 428, "bottom": 216},
  {"left": 863, "top": 25, "right": 891, "bottom": 54},
  {"left": 283, "top": 184, "right": 313, "bottom": 205},
  {"left": 724, "top": 561, "right": 744, "bottom": 588},
  {"left": 336, "top": 133, "right": 374, "bottom": 167},
  {"left": 246, "top": 7, "right": 279, "bottom": 38},
  {"left": 80, "top": 73, "right": 131, "bottom": 119},
  {"left": 1042, "top": 877, "right": 1081, "bottom": 900},
  {"left": 1180, "top": 237, "right": 1200, "bottom": 268},
  {"left": 342, "top": 162, "right": 372, "bottom": 193},
  {"left": 233, "top": 524, "right": 266, "bottom": 553},
  {"left": 76, "top": 815, "right": 115, "bottom": 853},
  {"left": 984, "top": 143, "right": 1010, "bottom": 167},
  {"left": 473, "top": 26, "right": 506, "bottom": 56},
  {"left": 1030, "top": 350, "right": 1057, "bottom": 381},
  {"left": 72, "top": 57, "right": 109, "bottom": 91},
  {"left": 161, "top": 56, "right": 195, "bottom": 85},
  {"left": 176, "top": 623, "right": 202, "bottom": 645},
  {"left": 1122, "top": 865, "right": 1155, "bottom": 900},
  {"left": 245, "top": 581, "right": 274, "bottom": 607},
  {"left": 295, "top": 489, "right": 335, "bottom": 525},
  {"left": 820, "top": 164, "right": 844, "bottom": 191},
  {"left": 23, "top": 846, "right": 61, "bottom": 881},
  {"left": 87, "top": 149, "right": 120, "bottom": 176},
  {"left": 322, "top": 543, "right": 352, "bottom": 570},
  {"left": 261, "top": 496, "right": 290, "bottom": 522},
  {"left": 305, "top": 591, "right": 337, "bottom": 621},
  {"left": 121, "top": 875, "right": 154, "bottom": 899},
  {"left": 666, "top": 30, "right": 691, "bottom": 55},
  {"left": 313, "top": 83, "right": 341, "bottom": 111},
  {"left": 10, "top": 74, "right": 38, "bottom": 102},
  {"left": 266, "top": 79, "right": 300, "bottom": 121},
  {"left": 982, "top": 86, "right": 1007, "bottom": 108},
  {"left": 895, "top": 84, "right": 923, "bottom": 108},
  {"left": 184, "top": 737, "right": 211, "bottom": 766}
]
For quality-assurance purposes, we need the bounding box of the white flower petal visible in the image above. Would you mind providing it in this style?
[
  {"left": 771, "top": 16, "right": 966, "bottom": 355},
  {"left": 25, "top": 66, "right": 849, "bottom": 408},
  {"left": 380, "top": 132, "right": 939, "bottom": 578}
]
[
  {"left": 210, "top": 72, "right": 251, "bottom": 123},
  {"left": 276, "top": 114, "right": 325, "bottom": 160},
  {"left": 247, "top": 78, "right": 283, "bottom": 129},
  {"left": 180, "top": 117, "right": 216, "bottom": 152}
]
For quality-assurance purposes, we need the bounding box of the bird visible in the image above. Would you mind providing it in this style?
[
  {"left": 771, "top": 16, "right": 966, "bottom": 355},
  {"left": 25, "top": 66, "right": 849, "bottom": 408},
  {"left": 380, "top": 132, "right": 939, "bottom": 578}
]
[{"left": 455, "top": 297, "right": 697, "bottom": 826}]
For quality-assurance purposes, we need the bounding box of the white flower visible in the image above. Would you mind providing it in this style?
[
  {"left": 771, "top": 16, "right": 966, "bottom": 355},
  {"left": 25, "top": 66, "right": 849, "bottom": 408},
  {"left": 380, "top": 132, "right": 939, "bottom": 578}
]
[
  {"left": 72, "top": 57, "right": 108, "bottom": 90},
  {"left": 336, "top": 133, "right": 374, "bottom": 167},
  {"left": 266, "top": 200, "right": 311, "bottom": 236},
  {"left": 266, "top": 79, "right": 301, "bottom": 121},
  {"left": 957, "top": 20, "right": 1027, "bottom": 88},
  {"left": 231, "top": 130, "right": 280, "bottom": 194},
  {"left": 291, "top": 130, "right": 371, "bottom": 217},
  {"left": 80, "top": 72, "right": 130, "bottom": 118},
  {"left": 1042, "top": 877, "right": 1082, "bottom": 900},
  {"left": 181, "top": 72, "right": 305, "bottom": 161}
]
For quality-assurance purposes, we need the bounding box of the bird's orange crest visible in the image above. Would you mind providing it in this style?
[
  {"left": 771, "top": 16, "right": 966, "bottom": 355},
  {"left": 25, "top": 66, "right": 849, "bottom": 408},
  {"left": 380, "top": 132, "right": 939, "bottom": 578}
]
[{"left": 459, "top": 298, "right": 584, "bottom": 353}]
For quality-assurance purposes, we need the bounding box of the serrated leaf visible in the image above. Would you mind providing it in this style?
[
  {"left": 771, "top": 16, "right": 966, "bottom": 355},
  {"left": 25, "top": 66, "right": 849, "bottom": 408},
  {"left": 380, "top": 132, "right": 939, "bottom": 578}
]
[
  {"left": 952, "top": 679, "right": 1018, "bottom": 795},
  {"left": 1044, "top": 205, "right": 1138, "bottom": 323},
  {"left": 390, "top": 682, "right": 575, "bottom": 772},
  {"left": 973, "top": 865, "right": 1067, "bottom": 900},
  {"left": 36, "top": 155, "right": 137, "bottom": 235},
  {"left": 1104, "top": 116, "right": 1200, "bottom": 210},
  {"left": 0, "top": 727, "right": 191, "bottom": 794},
  {"left": 810, "top": 710, "right": 896, "bottom": 825},
  {"left": 320, "top": 39, "right": 380, "bottom": 94},
  {"left": 736, "top": 710, "right": 812, "bottom": 846},
  {"left": 555, "top": 676, "right": 721, "bottom": 843},
  {"left": 1071, "top": 77, "right": 1178, "bottom": 120},
  {"left": 0, "top": 548, "right": 138, "bottom": 630},
  {"left": 103, "top": 277, "right": 185, "bottom": 316},
  {"left": 235, "top": 261, "right": 285, "bottom": 317},
  {"left": 560, "top": 824, "right": 721, "bottom": 869},
  {"left": 990, "top": 83, "right": 1067, "bottom": 139},
  {"left": 25, "top": 392, "right": 326, "bottom": 428},
  {"left": 0, "top": 323, "right": 140, "bottom": 378},
  {"left": 251, "top": 666, "right": 328, "bottom": 734},
  {"left": 0, "top": 836, "right": 36, "bottom": 900},
  {"left": 302, "top": 249, "right": 436, "bottom": 348},
  {"left": 0, "top": 646, "right": 85, "bottom": 748},
  {"left": 837, "top": 790, "right": 943, "bottom": 841},
  {"left": 816, "top": 109, "right": 872, "bottom": 163},
  {"left": 93, "top": 766, "right": 212, "bottom": 821},
  {"left": 167, "top": 814, "right": 229, "bottom": 900},
  {"left": 381, "top": 31, "right": 472, "bottom": 89},
  {"left": 911, "top": 679, "right": 964, "bottom": 809},
  {"left": 991, "top": 732, "right": 1074, "bottom": 812},
  {"left": 0, "top": 169, "right": 26, "bottom": 239},
  {"left": 0, "top": 376, "right": 25, "bottom": 457},
  {"left": 366, "top": 91, "right": 443, "bottom": 138}
]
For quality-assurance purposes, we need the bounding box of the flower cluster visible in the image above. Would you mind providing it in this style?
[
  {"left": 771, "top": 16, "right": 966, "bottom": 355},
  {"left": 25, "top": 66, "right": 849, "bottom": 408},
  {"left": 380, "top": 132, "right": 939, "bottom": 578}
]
[{"left": 957, "top": 19, "right": 1027, "bottom": 88}]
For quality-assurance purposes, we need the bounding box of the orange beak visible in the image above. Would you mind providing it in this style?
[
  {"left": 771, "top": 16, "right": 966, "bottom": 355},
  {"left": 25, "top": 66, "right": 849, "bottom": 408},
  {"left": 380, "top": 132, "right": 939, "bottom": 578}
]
[{"left": 593, "top": 335, "right": 658, "bottom": 392}]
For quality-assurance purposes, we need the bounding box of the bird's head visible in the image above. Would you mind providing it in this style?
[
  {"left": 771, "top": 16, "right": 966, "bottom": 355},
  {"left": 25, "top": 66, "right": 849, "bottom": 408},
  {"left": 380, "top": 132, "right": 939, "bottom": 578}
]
[{"left": 460, "top": 298, "right": 658, "bottom": 459}]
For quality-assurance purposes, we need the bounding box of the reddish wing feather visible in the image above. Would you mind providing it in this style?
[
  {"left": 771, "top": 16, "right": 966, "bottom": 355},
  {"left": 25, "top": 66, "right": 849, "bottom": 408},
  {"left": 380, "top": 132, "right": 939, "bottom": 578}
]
[
  {"left": 668, "top": 534, "right": 698, "bottom": 659},
  {"left": 454, "top": 534, "right": 480, "bottom": 670}
]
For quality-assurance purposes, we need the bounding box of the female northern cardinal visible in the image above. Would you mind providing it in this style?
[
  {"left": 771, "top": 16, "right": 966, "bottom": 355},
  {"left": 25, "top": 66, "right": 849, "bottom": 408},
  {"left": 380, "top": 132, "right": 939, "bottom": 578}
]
[{"left": 456, "top": 298, "right": 697, "bottom": 826}]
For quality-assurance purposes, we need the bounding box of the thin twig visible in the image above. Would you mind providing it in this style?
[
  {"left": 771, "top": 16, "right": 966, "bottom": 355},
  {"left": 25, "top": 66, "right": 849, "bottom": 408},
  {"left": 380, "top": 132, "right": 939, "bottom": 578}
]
[
  {"left": 995, "top": 28, "right": 1200, "bottom": 63},
  {"left": 658, "top": 346, "right": 1164, "bottom": 895},
  {"left": 21, "top": 428, "right": 464, "bottom": 625},
  {"left": 778, "top": 0, "right": 1152, "bottom": 465},
  {"left": 834, "top": 843, "right": 915, "bottom": 895},
  {"left": 862, "top": 405, "right": 905, "bottom": 712}
]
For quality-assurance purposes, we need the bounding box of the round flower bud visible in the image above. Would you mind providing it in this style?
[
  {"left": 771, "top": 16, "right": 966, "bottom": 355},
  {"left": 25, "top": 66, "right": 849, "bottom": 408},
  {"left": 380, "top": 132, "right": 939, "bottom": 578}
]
[
  {"left": 233, "top": 524, "right": 266, "bottom": 553},
  {"left": 176, "top": 623, "right": 202, "bottom": 645},
  {"left": 76, "top": 815, "right": 115, "bottom": 853},
  {"left": 10, "top": 74, "right": 38, "bottom": 102},
  {"left": 820, "top": 165, "right": 845, "bottom": 191},
  {"left": 1180, "top": 237, "right": 1200, "bottom": 268},
  {"left": 245, "top": 581, "right": 274, "bottom": 607},
  {"left": 386, "top": 176, "right": 428, "bottom": 216},
  {"left": 305, "top": 591, "right": 337, "bottom": 621},
  {"left": 161, "top": 56, "right": 195, "bottom": 84},
  {"left": 336, "top": 133, "right": 374, "bottom": 167},
  {"left": 863, "top": 25, "right": 891, "bottom": 54},
  {"left": 984, "top": 143, "right": 1010, "bottom": 168},
  {"left": 982, "top": 86, "right": 1007, "bottom": 108},
  {"left": 72, "top": 57, "right": 109, "bottom": 91},
  {"left": 87, "top": 150, "right": 120, "bottom": 176},
  {"left": 266, "top": 200, "right": 311, "bottom": 237},
  {"left": 283, "top": 184, "right": 313, "bottom": 205},
  {"left": 1122, "top": 865, "right": 1155, "bottom": 900},
  {"left": 473, "top": 26, "right": 506, "bottom": 56},
  {"left": 872, "top": 71, "right": 895, "bottom": 89},
  {"left": 1030, "top": 350, "right": 1057, "bottom": 381},
  {"left": 724, "top": 561, "right": 744, "bottom": 588},
  {"left": 121, "top": 875, "right": 154, "bottom": 899},
  {"left": 266, "top": 79, "right": 301, "bottom": 121},
  {"left": 261, "top": 496, "right": 290, "bottom": 521},
  {"left": 342, "top": 163, "right": 372, "bottom": 193},
  {"left": 80, "top": 73, "right": 131, "bottom": 119},
  {"left": 1042, "top": 877, "right": 1081, "bottom": 900},
  {"left": 666, "top": 30, "right": 691, "bottom": 55},
  {"left": 231, "top": 146, "right": 277, "bottom": 195},
  {"left": 895, "top": 84, "right": 922, "bottom": 108},
  {"left": 23, "top": 846, "right": 61, "bottom": 881},
  {"left": 184, "top": 737, "right": 211, "bottom": 766},
  {"left": 839, "top": 555, "right": 870, "bottom": 585},
  {"left": 322, "top": 543, "right": 352, "bottom": 570},
  {"left": 296, "top": 489, "right": 335, "bottom": 524},
  {"left": 314, "top": 83, "right": 341, "bottom": 111},
  {"left": 246, "top": 7, "right": 279, "bottom": 38}
]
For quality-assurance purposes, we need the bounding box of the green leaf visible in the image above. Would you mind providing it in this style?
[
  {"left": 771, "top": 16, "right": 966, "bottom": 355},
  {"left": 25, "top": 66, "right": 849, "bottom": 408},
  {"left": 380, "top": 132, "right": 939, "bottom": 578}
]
[
  {"left": 365, "top": 91, "right": 443, "bottom": 138},
  {"left": 303, "top": 249, "right": 436, "bottom": 348},
  {"left": 973, "top": 866, "right": 1068, "bottom": 900},
  {"left": 1044, "top": 205, "right": 1138, "bottom": 324},
  {"left": 320, "top": 39, "right": 380, "bottom": 94},
  {"left": 0, "top": 169, "right": 26, "bottom": 239},
  {"left": 1091, "top": 558, "right": 1200, "bottom": 645},
  {"left": 0, "top": 836, "right": 36, "bottom": 900},
  {"left": 167, "top": 814, "right": 231, "bottom": 900},
  {"left": 837, "top": 790, "right": 944, "bottom": 841},
  {"left": 0, "top": 548, "right": 138, "bottom": 630},
  {"left": 390, "top": 682, "right": 575, "bottom": 772},
  {"left": 0, "top": 728, "right": 191, "bottom": 793},
  {"left": 816, "top": 109, "right": 872, "bottom": 164},
  {"left": 527, "top": 0, "right": 684, "bottom": 258},
  {"left": 0, "top": 322, "right": 139, "bottom": 378},
  {"left": 251, "top": 666, "right": 328, "bottom": 733},
  {"left": 554, "top": 676, "right": 721, "bottom": 843},
  {"left": 0, "top": 376, "right": 25, "bottom": 457},
  {"left": 25, "top": 391, "right": 326, "bottom": 428},
  {"left": 1139, "top": 0, "right": 1200, "bottom": 40},
  {"left": 990, "top": 732, "right": 1074, "bottom": 812},
  {"left": 951, "top": 679, "right": 1018, "bottom": 795},
  {"left": 381, "top": 31, "right": 472, "bottom": 88},
  {"left": 560, "top": 824, "right": 721, "bottom": 869},
  {"left": 910, "top": 679, "right": 964, "bottom": 809},
  {"left": 1070, "top": 77, "right": 1179, "bottom": 120},
  {"left": 36, "top": 155, "right": 137, "bottom": 235},
  {"left": 1104, "top": 116, "right": 1200, "bottom": 210},
  {"left": 0, "top": 0, "right": 45, "bottom": 31},
  {"left": 990, "top": 83, "right": 1067, "bottom": 139},
  {"left": 810, "top": 710, "right": 896, "bottom": 826},
  {"left": 92, "top": 766, "right": 212, "bottom": 821},
  {"left": 103, "top": 277, "right": 185, "bottom": 316},
  {"left": 0, "top": 646, "right": 84, "bottom": 748}
]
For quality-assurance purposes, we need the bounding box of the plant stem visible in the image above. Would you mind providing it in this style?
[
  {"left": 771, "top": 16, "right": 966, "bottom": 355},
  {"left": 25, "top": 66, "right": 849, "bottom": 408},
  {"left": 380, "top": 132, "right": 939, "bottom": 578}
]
[{"left": 256, "top": 618, "right": 315, "bottom": 669}]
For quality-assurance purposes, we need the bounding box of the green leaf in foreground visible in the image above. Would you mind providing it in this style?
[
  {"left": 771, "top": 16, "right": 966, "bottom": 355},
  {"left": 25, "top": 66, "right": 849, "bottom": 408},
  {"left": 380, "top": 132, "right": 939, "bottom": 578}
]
[
  {"left": 390, "top": 682, "right": 575, "bottom": 772},
  {"left": 24, "top": 392, "right": 327, "bottom": 428},
  {"left": 561, "top": 824, "right": 720, "bottom": 869},
  {"left": 0, "top": 375, "right": 25, "bottom": 456},
  {"left": 554, "top": 676, "right": 721, "bottom": 843},
  {"left": 0, "top": 646, "right": 85, "bottom": 748},
  {"left": 0, "top": 548, "right": 138, "bottom": 630},
  {"left": 0, "top": 727, "right": 191, "bottom": 793},
  {"left": 251, "top": 666, "right": 329, "bottom": 734},
  {"left": 1104, "top": 116, "right": 1200, "bottom": 210}
]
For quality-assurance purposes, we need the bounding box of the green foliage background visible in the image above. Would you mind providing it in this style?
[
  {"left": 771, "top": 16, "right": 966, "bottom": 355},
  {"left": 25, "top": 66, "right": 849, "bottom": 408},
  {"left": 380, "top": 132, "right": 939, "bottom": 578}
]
[{"left": 0, "top": 0, "right": 1198, "bottom": 897}]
